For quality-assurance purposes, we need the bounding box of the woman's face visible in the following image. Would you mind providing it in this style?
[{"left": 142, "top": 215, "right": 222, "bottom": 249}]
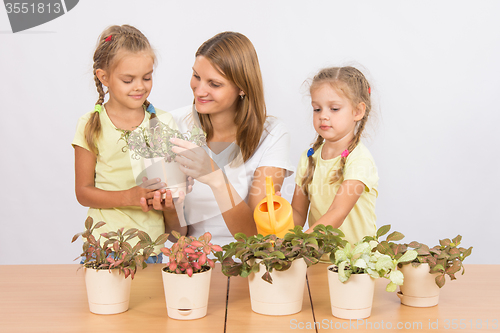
[{"left": 190, "top": 56, "right": 242, "bottom": 117}]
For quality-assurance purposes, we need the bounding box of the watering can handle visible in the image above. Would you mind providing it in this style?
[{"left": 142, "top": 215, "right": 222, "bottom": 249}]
[{"left": 266, "top": 176, "right": 277, "bottom": 233}]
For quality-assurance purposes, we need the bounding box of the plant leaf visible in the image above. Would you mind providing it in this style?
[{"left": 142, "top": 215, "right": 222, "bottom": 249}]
[
  {"left": 397, "top": 250, "right": 418, "bottom": 264},
  {"left": 375, "top": 255, "right": 393, "bottom": 271},
  {"left": 435, "top": 274, "right": 446, "bottom": 288},
  {"left": 376, "top": 225, "right": 391, "bottom": 238},
  {"left": 389, "top": 270, "right": 404, "bottom": 285},
  {"left": 386, "top": 231, "right": 404, "bottom": 242},
  {"left": 85, "top": 217, "right": 93, "bottom": 230},
  {"left": 94, "top": 221, "right": 106, "bottom": 229},
  {"left": 439, "top": 238, "right": 451, "bottom": 247},
  {"left": 262, "top": 271, "right": 273, "bottom": 284},
  {"left": 386, "top": 281, "right": 397, "bottom": 292}
]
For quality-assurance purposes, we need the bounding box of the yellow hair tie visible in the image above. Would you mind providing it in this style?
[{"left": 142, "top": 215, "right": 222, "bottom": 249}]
[{"left": 94, "top": 104, "right": 102, "bottom": 114}]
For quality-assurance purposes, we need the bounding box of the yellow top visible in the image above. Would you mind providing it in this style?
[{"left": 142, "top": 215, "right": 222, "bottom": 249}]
[
  {"left": 72, "top": 106, "right": 178, "bottom": 254},
  {"left": 295, "top": 142, "right": 378, "bottom": 244}
]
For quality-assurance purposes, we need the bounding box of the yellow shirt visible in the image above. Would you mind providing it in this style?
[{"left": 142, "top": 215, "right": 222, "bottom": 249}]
[
  {"left": 295, "top": 142, "right": 378, "bottom": 244},
  {"left": 72, "top": 106, "right": 177, "bottom": 254}
]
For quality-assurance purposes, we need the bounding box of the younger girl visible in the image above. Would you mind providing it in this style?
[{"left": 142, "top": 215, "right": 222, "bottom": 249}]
[
  {"left": 72, "top": 25, "right": 179, "bottom": 261},
  {"left": 292, "top": 66, "right": 378, "bottom": 244}
]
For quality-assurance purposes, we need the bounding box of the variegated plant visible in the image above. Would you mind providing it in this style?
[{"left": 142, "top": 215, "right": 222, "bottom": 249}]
[
  {"left": 120, "top": 120, "right": 206, "bottom": 162},
  {"left": 332, "top": 225, "right": 418, "bottom": 292},
  {"left": 160, "top": 231, "right": 222, "bottom": 277},
  {"left": 72, "top": 217, "right": 169, "bottom": 279}
]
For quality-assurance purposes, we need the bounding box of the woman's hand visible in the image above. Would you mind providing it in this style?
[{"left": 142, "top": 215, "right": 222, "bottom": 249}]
[{"left": 170, "top": 138, "right": 222, "bottom": 187}]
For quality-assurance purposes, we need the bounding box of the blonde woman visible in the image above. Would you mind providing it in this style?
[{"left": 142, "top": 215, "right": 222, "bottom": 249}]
[{"left": 143, "top": 32, "right": 294, "bottom": 245}]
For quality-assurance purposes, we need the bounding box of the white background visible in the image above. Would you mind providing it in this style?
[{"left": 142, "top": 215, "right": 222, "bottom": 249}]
[{"left": 1, "top": 1, "right": 498, "bottom": 265}]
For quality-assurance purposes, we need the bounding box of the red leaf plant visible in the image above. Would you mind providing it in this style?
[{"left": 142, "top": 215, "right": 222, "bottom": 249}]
[{"left": 161, "top": 231, "right": 223, "bottom": 277}]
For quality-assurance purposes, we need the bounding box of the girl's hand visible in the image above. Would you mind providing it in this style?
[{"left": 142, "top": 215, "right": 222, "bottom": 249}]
[
  {"left": 140, "top": 189, "right": 181, "bottom": 212},
  {"left": 126, "top": 177, "right": 164, "bottom": 207},
  {"left": 170, "top": 138, "right": 220, "bottom": 186},
  {"left": 139, "top": 176, "right": 194, "bottom": 212}
]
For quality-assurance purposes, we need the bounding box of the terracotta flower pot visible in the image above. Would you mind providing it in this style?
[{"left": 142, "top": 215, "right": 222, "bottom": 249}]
[
  {"left": 327, "top": 265, "right": 375, "bottom": 319},
  {"left": 398, "top": 263, "right": 440, "bottom": 307},
  {"left": 247, "top": 258, "right": 307, "bottom": 316},
  {"left": 144, "top": 157, "right": 186, "bottom": 198},
  {"left": 162, "top": 267, "right": 212, "bottom": 320},
  {"left": 84, "top": 267, "right": 132, "bottom": 315}
]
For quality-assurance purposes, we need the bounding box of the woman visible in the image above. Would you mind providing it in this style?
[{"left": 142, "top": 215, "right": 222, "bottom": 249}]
[{"left": 143, "top": 32, "right": 294, "bottom": 246}]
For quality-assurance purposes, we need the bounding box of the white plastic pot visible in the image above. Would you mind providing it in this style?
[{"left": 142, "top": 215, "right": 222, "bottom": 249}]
[
  {"left": 144, "top": 157, "right": 186, "bottom": 198},
  {"left": 327, "top": 265, "right": 375, "bottom": 319},
  {"left": 247, "top": 258, "right": 307, "bottom": 316},
  {"left": 398, "top": 263, "right": 440, "bottom": 307},
  {"left": 85, "top": 267, "right": 132, "bottom": 315},
  {"left": 162, "top": 267, "right": 212, "bottom": 320}
]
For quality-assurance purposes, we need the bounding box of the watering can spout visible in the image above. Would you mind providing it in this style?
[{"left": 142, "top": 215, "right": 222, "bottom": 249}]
[{"left": 254, "top": 176, "right": 294, "bottom": 238}]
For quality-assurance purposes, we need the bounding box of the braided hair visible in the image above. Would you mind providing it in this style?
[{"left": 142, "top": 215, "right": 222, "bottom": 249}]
[
  {"left": 84, "top": 25, "right": 156, "bottom": 155},
  {"left": 300, "top": 66, "right": 372, "bottom": 196}
]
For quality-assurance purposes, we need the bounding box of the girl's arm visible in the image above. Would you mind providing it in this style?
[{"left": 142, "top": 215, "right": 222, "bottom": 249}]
[
  {"left": 307, "top": 179, "right": 365, "bottom": 232},
  {"left": 74, "top": 146, "right": 158, "bottom": 208},
  {"left": 290, "top": 184, "right": 310, "bottom": 227}
]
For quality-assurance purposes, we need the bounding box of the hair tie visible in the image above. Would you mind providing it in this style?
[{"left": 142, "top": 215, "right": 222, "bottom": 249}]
[
  {"left": 94, "top": 104, "right": 102, "bottom": 114},
  {"left": 146, "top": 103, "right": 156, "bottom": 114},
  {"left": 341, "top": 150, "right": 349, "bottom": 158},
  {"left": 307, "top": 148, "right": 314, "bottom": 157},
  {"left": 105, "top": 35, "right": 112, "bottom": 42},
  {"left": 368, "top": 87, "right": 371, "bottom": 95}
]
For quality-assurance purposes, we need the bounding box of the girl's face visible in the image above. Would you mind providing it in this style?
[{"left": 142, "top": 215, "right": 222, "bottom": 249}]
[
  {"left": 98, "top": 51, "right": 154, "bottom": 112},
  {"left": 190, "top": 56, "right": 242, "bottom": 117},
  {"left": 311, "top": 83, "right": 365, "bottom": 146}
]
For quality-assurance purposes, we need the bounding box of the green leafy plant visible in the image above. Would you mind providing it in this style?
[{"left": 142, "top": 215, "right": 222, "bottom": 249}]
[
  {"left": 72, "top": 217, "right": 169, "bottom": 279},
  {"left": 161, "top": 231, "right": 222, "bottom": 277},
  {"left": 120, "top": 120, "right": 206, "bottom": 162},
  {"left": 328, "top": 225, "right": 418, "bottom": 292},
  {"left": 331, "top": 238, "right": 417, "bottom": 292},
  {"left": 405, "top": 235, "right": 473, "bottom": 288},
  {"left": 216, "top": 225, "right": 345, "bottom": 284}
]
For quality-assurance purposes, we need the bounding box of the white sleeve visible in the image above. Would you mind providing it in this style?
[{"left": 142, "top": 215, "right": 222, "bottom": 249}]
[{"left": 257, "top": 119, "right": 295, "bottom": 177}]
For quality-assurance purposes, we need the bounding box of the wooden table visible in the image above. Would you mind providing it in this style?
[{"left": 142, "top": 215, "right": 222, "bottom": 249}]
[{"left": 0, "top": 264, "right": 498, "bottom": 333}]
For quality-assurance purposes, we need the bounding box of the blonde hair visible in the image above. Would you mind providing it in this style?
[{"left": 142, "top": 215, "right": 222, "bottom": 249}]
[
  {"left": 301, "top": 66, "right": 372, "bottom": 196},
  {"left": 85, "top": 24, "right": 156, "bottom": 155},
  {"left": 194, "top": 31, "right": 266, "bottom": 162}
]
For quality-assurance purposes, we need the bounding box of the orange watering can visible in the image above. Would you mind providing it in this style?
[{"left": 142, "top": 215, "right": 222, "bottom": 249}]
[{"left": 254, "top": 176, "right": 294, "bottom": 238}]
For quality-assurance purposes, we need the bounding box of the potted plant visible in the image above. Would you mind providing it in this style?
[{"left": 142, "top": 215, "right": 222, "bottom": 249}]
[
  {"left": 326, "top": 225, "right": 417, "bottom": 319},
  {"left": 217, "top": 225, "right": 345, "bottom": 316},
  {"left": 72, "top": 217, "right": 169, "bottom": 315},
  {"left": 120, "top": 119, "right": 206, "bottom": 198},
  {"left": 160, "top": 231, "right": 222, "bottom": 320},
  {"left": 396, "top": 235, "right": 473, "bottom": 307}
]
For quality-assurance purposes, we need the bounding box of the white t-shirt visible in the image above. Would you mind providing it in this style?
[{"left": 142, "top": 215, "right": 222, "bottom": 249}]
[{"left": 170, "top": 105, "right": 295, "bottom": 246}]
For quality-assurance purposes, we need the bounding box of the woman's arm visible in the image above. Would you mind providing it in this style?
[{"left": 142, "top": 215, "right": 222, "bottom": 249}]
[
  {"left": 306, "top": 179, "right": 365, "bottom": 232},
  {"left": 171, "top": 138, "right": 287, "bottom": 236},
  {"left": 74, "top": 146, "right": 158, "bottom": 208},
  {"left": 225, "top": 166, "right": 285, "bottom": 236}
]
